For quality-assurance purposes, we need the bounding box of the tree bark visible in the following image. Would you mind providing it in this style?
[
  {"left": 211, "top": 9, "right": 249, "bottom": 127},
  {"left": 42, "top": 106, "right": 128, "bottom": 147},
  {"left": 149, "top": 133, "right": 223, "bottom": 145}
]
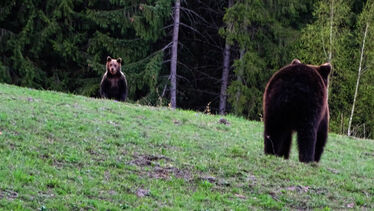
[
  {"left": 170, "top": 0, "right": 181, "bottom": 109},
  {"left": 348, "top": 22, "right": 369, "bottom": 136},
  {"left": 327, "top": 0, "right": 334, "bottom": 95},
  {"left": 219, "top": 0, "right": 233, "bottom": 115},
  {"left": 328, "top": 0, "right": 334, "bottom": 63},
  {"left": 219, "top": 43, "right": 231, "bottom": 115}
]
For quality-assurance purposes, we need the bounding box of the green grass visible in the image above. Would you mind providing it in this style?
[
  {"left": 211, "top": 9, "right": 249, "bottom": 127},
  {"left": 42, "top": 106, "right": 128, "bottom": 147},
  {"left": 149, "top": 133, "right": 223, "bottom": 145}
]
[{"left": 0, "top": 83, "right": 373, "bottom": 210}]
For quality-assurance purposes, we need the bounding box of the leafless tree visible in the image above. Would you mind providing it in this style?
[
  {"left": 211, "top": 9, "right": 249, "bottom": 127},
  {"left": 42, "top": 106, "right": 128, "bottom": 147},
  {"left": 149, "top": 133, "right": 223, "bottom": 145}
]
[
  {"left": 170, "top": 0, "right": 181, "bottom": 109},
  {"left": 348, "top": 23, "right": 369, "bottom": 136},
  {"left": 219, "top": 0, "right": 233, "bottom": 115}
]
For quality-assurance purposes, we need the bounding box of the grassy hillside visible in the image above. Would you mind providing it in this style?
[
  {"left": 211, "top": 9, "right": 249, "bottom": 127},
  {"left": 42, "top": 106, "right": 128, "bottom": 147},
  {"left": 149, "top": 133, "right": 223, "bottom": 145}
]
[{"left": 0, "top": 83, "right": 373, "bottom": 210}]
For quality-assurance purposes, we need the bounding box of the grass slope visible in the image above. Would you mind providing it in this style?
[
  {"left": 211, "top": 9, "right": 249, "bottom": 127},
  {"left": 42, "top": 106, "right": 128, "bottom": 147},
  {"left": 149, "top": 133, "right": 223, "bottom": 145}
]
[{"left": 0, "top": 83, "right": 373, "bottom": 210}]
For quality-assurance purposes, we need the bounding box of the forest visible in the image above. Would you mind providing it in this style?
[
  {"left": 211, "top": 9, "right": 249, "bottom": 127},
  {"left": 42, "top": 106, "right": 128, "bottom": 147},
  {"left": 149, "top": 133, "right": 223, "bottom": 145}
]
[{"left": 0, "top": 0, "right": 373, "bottom": 139}]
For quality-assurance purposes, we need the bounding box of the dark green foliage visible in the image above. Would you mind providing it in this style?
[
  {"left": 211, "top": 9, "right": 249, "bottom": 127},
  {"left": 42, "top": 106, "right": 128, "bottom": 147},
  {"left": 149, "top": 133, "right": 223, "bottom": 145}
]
[
  {"left": 294, "top": 0, "right": 374, "bottom": 138},
  {"left": 222, "top": 0, "right": 317, "bottom": 118},
  {"left": 0, "top": 0, "right": 373, "bottom": 138},
  {"left": 0, "top": 0, "right": 172, "bottom": 103}
]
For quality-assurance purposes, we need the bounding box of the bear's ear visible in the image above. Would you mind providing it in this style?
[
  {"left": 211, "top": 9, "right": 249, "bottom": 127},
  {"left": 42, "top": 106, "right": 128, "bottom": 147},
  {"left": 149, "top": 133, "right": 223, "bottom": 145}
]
[
  {"left": 318, "top": 63, "right": 331, "bottom": 79},
  {"left": 107, "top": 56, "right": 112, "bottom": 62},
  {"left": 117, "top": 58, "right": 122, "bottom": 64},
  {"left": 291, "top": 59, "right": 301, "bottom": 65}
]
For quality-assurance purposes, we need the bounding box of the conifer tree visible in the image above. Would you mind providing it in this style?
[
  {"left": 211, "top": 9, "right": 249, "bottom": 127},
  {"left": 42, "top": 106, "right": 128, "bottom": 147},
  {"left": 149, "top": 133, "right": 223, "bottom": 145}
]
[
  {"left": 83, "top": 0, "right": 172, "bottom": 103},
  {"left": 0, "top": 0, "right": 172, "bottom": 105},
  {"left": 222, "top": 0, "right": 315, "bottom": 118}
]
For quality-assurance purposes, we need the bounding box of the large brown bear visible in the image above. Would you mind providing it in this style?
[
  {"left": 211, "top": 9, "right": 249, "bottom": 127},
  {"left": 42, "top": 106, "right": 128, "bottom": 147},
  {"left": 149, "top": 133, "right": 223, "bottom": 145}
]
[
  {"left": 100, "top": 56, "right": 128, "bottom": 102},
  {"left": 263, "top": 59, "right": 331, "bottom": 163}
]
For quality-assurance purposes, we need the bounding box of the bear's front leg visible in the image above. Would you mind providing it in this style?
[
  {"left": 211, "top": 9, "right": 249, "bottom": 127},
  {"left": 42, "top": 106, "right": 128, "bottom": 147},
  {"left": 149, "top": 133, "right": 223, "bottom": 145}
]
[
  {"left": 119, "top": 80, "right": 127, "bottom": 102},
  {"left": 100, "top": 86, "right": 108, "bottom": 99},
  {"left": 100, "top": 78, "right": 111, "bottom": 99}
]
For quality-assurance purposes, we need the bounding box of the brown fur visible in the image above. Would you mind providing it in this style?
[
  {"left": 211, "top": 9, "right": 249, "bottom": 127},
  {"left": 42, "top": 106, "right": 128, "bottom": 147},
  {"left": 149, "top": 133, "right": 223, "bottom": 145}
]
[
  {"left": 100, "top": 56, "right": 128, "bottom": 102},
  {"left": 263, "top": 59, "right": 331, "bottom": 163}
]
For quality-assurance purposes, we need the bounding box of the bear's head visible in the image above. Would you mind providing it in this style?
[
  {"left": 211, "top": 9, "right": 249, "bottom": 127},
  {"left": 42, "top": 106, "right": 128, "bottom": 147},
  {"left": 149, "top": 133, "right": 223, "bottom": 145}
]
[
  {"left": 291, "top": 59, "right": 331, "bottom": 86},
  {"left": 106, "top": 56, "right": 122, "bottom": 75}
]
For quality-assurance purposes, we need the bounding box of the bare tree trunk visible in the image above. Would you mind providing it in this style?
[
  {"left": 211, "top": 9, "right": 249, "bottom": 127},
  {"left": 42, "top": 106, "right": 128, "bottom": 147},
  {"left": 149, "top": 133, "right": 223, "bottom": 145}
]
[
  {"left": 170, "top": 0, "right": 181, "bottom": 109},
  {"left": 219, "top": 43, "right": 231, "bottom": 115},
  {"left": 327, "top": 0, "right": 334, "bottom": 95},
  {"left": 348, "top": 23, "right": 369, "bottom": 136},
  {"left": 219, "top": 0, "right": 233, "bottom": 115},
  {"left": 328, "top": 0, "right": 334, "bottom": 63}
]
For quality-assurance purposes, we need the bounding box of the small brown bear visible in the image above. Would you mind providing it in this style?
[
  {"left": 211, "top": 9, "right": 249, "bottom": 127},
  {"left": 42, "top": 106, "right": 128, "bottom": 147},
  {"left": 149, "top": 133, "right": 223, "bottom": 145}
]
[
  {"left": 263, "top": 59, "right": 331, "bottom": 163},
  {"left": 100, "top": 56, "right": 128, "bottom": 102}
]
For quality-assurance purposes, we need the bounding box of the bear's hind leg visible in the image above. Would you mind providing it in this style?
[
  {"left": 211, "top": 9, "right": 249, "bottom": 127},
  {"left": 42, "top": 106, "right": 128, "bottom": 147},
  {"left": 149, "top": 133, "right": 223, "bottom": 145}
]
[
  {"left": 264, "top": 127, "right": 292, "bottom": 158},
  {"left": 279, "top": 131, "right": 292, "bottom": 159},
  {"left": 264, "top": 134, "right": 276, "bottom": 155},
  {"left": 297, "top": 127, "right": 317, "bottom": 163},
  {"left": 315, "top": 114, "right": 328, "bottom": 162}
]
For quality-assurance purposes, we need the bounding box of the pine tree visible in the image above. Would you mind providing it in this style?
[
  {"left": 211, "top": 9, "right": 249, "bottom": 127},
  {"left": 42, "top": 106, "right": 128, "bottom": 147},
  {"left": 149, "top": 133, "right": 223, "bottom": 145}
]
[
  {"left": 222, "top": 0, "right": 316, "bottom": 119},
  {"left": 0, "top": 0, "right": 172, "bottom": 105},
  {"left": 81, "top": 0, "right": 172, "bottom": 103}
]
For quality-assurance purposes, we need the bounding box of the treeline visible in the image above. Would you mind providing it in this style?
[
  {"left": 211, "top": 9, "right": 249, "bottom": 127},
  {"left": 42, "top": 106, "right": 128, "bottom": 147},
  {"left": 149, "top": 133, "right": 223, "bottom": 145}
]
[{"left": 0, "top": 0, "right": 373, "bottom": 139}]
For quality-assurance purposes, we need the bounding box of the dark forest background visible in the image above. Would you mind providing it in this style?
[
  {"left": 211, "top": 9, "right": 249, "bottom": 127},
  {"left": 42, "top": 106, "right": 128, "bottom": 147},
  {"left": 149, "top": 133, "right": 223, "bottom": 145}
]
[{"left": 1, "top": 0, "right": 374, "bottom": 139}]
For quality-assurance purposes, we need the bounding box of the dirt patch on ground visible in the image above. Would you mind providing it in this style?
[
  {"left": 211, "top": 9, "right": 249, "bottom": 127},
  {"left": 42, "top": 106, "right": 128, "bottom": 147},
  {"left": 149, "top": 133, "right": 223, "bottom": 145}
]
[
  {"left": 86, "top": 148, "right": 106, "bottom": 163},
  {"left": 129, "top": 153, "right": 172, "bottom": 166},
  {"left": 136, "top": 188, "right": 150, "bottom": 198},
  {"left": 129, "top": 153, "right": 193, "bottom": 181},
  {"left": 218, "top": 118, "right": 230, "bottom": 125},
  {"left": 0, "top": 189, "right": 18, "bottom": 200},
  {"left": 150, "top": 166, "right": 192, "bottom": 181},
  {"left": 128, "top": 153, "right": 241, "bottom": 185}
]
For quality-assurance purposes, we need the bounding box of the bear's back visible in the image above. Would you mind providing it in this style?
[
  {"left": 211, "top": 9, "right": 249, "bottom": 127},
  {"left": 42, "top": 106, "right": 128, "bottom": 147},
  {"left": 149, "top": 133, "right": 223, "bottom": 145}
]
[{"left": 264, "top": 63, "right": 327, "bottom": 126}]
